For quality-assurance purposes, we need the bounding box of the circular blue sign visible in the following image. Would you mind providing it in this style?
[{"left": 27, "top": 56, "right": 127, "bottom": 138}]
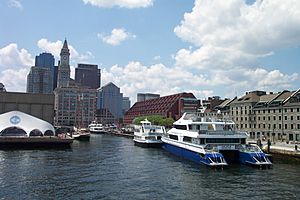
[{"left": 10, "top": 116, "right": 21, "bottom": 125}]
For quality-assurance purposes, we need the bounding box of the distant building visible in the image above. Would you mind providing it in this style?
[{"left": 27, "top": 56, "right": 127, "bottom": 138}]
[
  {"left": 26, "top": 66, "right": 52, "bottom": 94},
  {"left": 54, "top": 86, "right": 97, "bottom": 128},
  {"left": 122, "top": 97, "right": 131, "bottom": 115},
  {"left": 96, "top": 82, "right": 123, "bottom": 123},
  {"left": 0, "top": 92, "right": 54, "bottom": 124},
  {"left": 202, "top": 96, "right": 226, "bottom": 110},
  {"left": 137, "top": 93, "right": 160, "bottom": 102},
  {"left": 35, "top": 52, "right": 55, "bottom": 91},
  {"left": 124, "top": 92, "right": 200, "bottom": 124},
  {"left": 0, "top": 83, "right": 6, "bottom": 92},
  {"left": 75, "top": 64, "right": 101, "bottom": 89},
  {"left": 57, "top": 39, "right": 70, "bottom": 88}
]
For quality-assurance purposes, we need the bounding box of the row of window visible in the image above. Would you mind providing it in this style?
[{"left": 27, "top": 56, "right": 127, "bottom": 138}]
[
  {"left": 236, "top": 115, "right": 300, "bottom": 121},
  {"left": 232, "top": 107, "right": 300, "bottom": 113},
  {"left": 238, "top": 123, "right": 300, "bottom": 130}
]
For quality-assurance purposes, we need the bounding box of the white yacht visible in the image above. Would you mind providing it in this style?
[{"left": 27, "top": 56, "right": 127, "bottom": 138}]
[
  {"left": 88, "top": 121, "right": 106, "bottom": 134},
  {"left": 133, "top": 119, "right": 165, "bottom": 147},
  {"left": 161, "top": 113, "right": 272, "bottom": 168}
]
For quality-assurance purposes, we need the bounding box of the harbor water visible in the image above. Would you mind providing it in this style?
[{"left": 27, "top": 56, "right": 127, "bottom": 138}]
[{"left": 0, "top": 134, "right": 299, "bottom": 200}]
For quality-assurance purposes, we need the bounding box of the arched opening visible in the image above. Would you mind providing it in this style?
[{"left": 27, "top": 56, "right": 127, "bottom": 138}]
[
  {"left": 44, "top": 130, "right": 54, "bottom": 136},
  {"left": 0, "top": 126, "right": 27, "bottom": 136},
  {"left": 29, "top": 129, "right": 43, "bottom": 136}
]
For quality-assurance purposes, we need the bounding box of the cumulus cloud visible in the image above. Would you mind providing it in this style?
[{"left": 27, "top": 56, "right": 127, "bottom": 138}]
[
  {"left": 82, "top": 0, "right": 153, "bottom": 8},
  {"left": 101, "top": 61, "right": 214, "bottom": 102},
  {"left": 8, "top": 0, "right": 23, "bottom": 10},
  {"left": 37, "top": 38, "right": 93, "bottom": 62},
  {"left": 0, "top": 43, "right": 33, "bottom": 92},
  {"left": 173, "top": 0, "right": 300, "bottom": 97},
  {"left": 98, "top": 28, "right": 136, "bottom": 46}
]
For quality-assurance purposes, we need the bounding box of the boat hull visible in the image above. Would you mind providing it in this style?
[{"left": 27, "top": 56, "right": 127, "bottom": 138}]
[
  {"left": 239, "top": 151, "right": 272, "bottom": 168},
  {"left": 162, "top": 142, "right": 225, "bottom": 166},
  {"left": 89, "top": 130, "right": 107, "bottom": 134},
  {"left": 134, "top": 140, "right": 162, "bottom": 148},
  {"left": 73, "top": 134, "right": 90, "bottom": 141}
]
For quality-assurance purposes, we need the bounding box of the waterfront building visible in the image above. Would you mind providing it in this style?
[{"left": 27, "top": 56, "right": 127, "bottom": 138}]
[
  {"left": 96, "top": 82, "right": 123, "bottom": 123},
  {"left": 122, "top": 97, "right": 131, "bottom": 115},
  {"left": 54, "top": 86, "right": 97, "bottom": 128},
  {"left": 137, "top": 93, "right": 160, "bottom": 102},
  {"left": 26, "top": 66, "right": 52, "bottom": 94},
  {"left": 75, "top": 64, "right": 101, "bottom": 89},
  {"left": 0, "top": 92, "right": 54, "bottom": 124},
  {"left": 123, "top": 92, "right": 200, "bottom": 124},
  {"left": 228, "top": 89, "right": 300, "bottom": 142},
  {"left": 57, "top": 39, "right": 70, "bottom": 88}
]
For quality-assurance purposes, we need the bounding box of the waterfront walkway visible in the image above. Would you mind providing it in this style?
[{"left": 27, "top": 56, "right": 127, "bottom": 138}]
[{"left": 248, "top": 140, "right": 300, "bottom": 158}]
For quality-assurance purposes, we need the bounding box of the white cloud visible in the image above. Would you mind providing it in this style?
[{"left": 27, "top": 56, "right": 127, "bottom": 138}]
[
  {"left": 37, "top": 38, "right": 93, "bottom": 62},
  {"left": 0, "top": 43, "right": 33, "bottom": 92},
  {"left": 153, "top": 55, "right": 161, "bottom": 61},
  {"left": 172, "top": 0, "right": 300, "bottom": 97},
  {"left": 82, "top": 0, "right": 153, "bottom": 8},
  {"left": 98, "top": 28, "right": 136, "bottom": 46},
  {"left": 8, "top": 0, "right": 23, "bottom": 10}
]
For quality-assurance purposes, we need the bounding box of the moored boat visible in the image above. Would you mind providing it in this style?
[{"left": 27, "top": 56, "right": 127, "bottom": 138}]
[
  {"left": 133, "top": 119, "right": 165, "bottom": 148},
  {"left": 88, "top": 121, "right": 106, "bottom": 134},
  {"left": 161, "top": 113, "right": 272, "bottom": 168}
]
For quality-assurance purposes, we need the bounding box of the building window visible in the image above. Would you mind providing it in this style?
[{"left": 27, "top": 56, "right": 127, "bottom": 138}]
[
  {"left": 279, "top": 109, "right": 281, "bottom": 113},
  {"left": 284, "top": 116, "right": 287, "bottom": 120},
  {"left": 254, "top": 124, "right": 256, "bottom": 128},
  {"left": 273, "top": 124, "right": 276, "bottom": 129},
  {"left": 263, "top": 116, "right": 266, "bottom": 120},
  {"left": 258, "top": 116, "right": 261, "bottom": 120},
  {"left": 258, "top": 124, "right": 261, "bottom": 128},
  {"left": 268, "top": 116, "right": 270, "bottom": 121},
  {"left": 279, "top": 116, "right": 281, "bottom": 120},
  {"left": 291, "top": 124, "right": 294, "bottom": 129},
  {"left": 268, "top": 110, "right": 270, "bottom": 113},
  {"left": 258, "top": 110, "right": 260, "bottom": 114},
  {"left": 279, "top": 124, "right": 281, "bottom": 129},
  {"left": 273, "top": 109, "right": 275, "bottom": 113},
  {"left": 298, "top": 124, "right": 300, "bottom": 129},
  {"left": 245, "top": 117, "right": 247, "bottom": 121},
  {"left": 291, "top": 116, "right": 294, "bottom": 120},
  {"left": 298, "top": 116, "right": 300, "bottom": 120},
  {"left": 263, "top": 110, "right": 265, "bottom": 114},
  {"left": 241, "top": 111, "right": 243, "bottom": 115},
  {"left": 297, "top": 108, "right": 300, "bottom": 112},
  {"left": 273, "top": 116, "right": 276, "bottom": 120},
  {"left": 241, "top": 117, "right": 243, "bottom": 121},
  {"left": 291, "top": 108, "right": 293, "bottom": 112},
  {"left": 285, "top": 109, "right": 287, "bottom": 112},
  {"left": 236, "top": 117, "right": 238, "bottom": 121},
  {"left": 285, "top": 124, "right": 287, "bottom": 129},
  {"left": 263, "top": 124, "right": 266, "bottom": 128},
  {"left": 241, "top": 124, "right": 243, "bottom": 128}
]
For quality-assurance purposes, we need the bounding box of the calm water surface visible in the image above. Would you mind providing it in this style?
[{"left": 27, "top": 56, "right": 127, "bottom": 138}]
[{"left": 0, "top": 134, "right": 299, "bottom": 200}]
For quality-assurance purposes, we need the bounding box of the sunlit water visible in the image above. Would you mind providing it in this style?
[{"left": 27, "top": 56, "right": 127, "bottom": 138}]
[{"left": 0, "top": 134, "right": 299, "bottom": 200}]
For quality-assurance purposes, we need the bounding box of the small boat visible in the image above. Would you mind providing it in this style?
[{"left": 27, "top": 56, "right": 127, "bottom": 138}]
[
  {"left": 133, "top": 119, "right": 165, "bottom": 148},
  {"left": 161, "top": 113, "right": 272, "bottom": 168},
  {"left": 88, "top": 121, "right": 106, "bottom": 134},
  {"left": 72, "top": 129, "right": 90, "bottom": 141}
]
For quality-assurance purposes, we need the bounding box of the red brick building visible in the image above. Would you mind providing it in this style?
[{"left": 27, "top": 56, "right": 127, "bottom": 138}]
[{"left": 123, "top": 92, "right": 200, "bottom": 124}]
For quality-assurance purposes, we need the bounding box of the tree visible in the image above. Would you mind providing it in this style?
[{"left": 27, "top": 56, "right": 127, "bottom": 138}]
[{"left": 133, "top": 115, "right": 174, "bottom": 127}]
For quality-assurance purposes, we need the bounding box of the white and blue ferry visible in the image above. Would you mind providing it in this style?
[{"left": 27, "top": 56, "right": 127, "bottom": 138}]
[{"left": 161, "top": 113, "right": 272, "bottom": 168}]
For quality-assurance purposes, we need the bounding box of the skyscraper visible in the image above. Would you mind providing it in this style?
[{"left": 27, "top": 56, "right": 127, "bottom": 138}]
[
  {"left": 75, "top": 63, "right": 101, "bottom": 89},
  {"left": 35, "top": 52, "right": 55, "bottom": 90},
  {"left": 27, "top": 67, "right": 52, "bottom": 94},
  {"left": 57, "top": 39, "right": 70, "bottom": 88},
  {"left": 122, "top": 97, "right": 131, "bottom": 115},
  {"left": 97, "top": 82, "right": 123, "bottom": 123}
]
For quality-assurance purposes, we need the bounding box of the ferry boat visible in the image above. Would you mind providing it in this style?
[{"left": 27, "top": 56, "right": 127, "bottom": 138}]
[
  {"left": 88, "top": 121, "right": 106, "bottom": 134},
  {"left": 161, "top": 113, "right": 272, "bottom": 168},
  {"left": 133, "top": 119, "right": 166, "bottom": 148}
]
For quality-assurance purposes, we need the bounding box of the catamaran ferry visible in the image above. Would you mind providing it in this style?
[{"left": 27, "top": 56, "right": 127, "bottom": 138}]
[{"left": 161, "top": 113, "right": 272, "bottom": 168}]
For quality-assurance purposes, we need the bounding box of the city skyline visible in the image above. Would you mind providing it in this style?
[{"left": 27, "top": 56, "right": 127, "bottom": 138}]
[{"left": 1, "top": 0, "right": 300, "bottom": 102}]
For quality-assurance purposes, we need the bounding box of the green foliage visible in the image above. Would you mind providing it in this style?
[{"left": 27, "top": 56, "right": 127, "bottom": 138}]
[{"left": 133, "top": 115, "right": 174, "bottom": 127}]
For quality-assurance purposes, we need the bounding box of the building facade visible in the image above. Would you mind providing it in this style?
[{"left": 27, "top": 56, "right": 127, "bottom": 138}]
[
  {"left": 137, "top": 93, "right": 160, "bottom": 102},
  {"left": 54, "top": 86, "right": 97, "bottom": 127},
  {"left": 228, "top": 89, "right": 300, "bottom": 142},
  {"left": 0, "top": 92, "right": 54, "bottom": 124},
  {"left": 124, "top": 92, "right": 200, "bottom": 124},
  {"left": 122, "top": 97, "right": 131, "bottom": 115},
  {"left": 27, "top": 66, "right": 52, "bottom": 94},
  {"left": 75, "top": 64, "right": 101, "bottom": 89},
  {"left": 96, "top": 82, "right": 123, "bottom": 123}
]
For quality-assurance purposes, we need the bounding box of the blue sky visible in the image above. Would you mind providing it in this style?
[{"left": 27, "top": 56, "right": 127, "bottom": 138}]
[{"left": 1, "top": 0, "right": 300, "bottom": 102}]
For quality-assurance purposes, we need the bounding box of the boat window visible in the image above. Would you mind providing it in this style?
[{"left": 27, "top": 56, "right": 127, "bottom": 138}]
[
  {"left": 44, "top": 130, "right": 54, "bottom": 136},
  {"left": 0, "top": 126, "right": 27, "bottom": 136},
  {"left": 174, "top": 125, "right": 187, "bottom": 130},
  {"left": 169, "top": 134, "right": 178, "bottom": 140},
  {"left": 200, "top": 138, "right": 205, "bottom": 144},
  {"left": 206, "top": 138, "right": 240, "bottom": 143},
  {"left": 183, "top": 136, "right": 192, "bottom": 142},
  {"left": 29, "top": 129, "right": 43, "bottom": 136}
]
